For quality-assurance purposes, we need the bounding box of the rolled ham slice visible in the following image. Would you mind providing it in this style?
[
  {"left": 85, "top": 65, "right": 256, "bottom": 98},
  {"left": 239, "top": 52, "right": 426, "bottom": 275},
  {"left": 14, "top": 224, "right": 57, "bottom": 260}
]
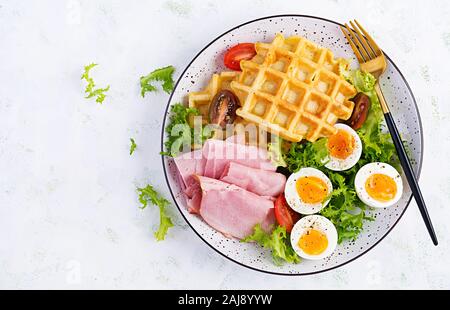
[
  {"left": 173, "top": 149, "right": 205, "bottom": 187},
  {"left": 220, "top": 162, "right": 286, "bottom": 197},
  {"left": 186, "top": 176, "right": 275, "bottom": 239}
]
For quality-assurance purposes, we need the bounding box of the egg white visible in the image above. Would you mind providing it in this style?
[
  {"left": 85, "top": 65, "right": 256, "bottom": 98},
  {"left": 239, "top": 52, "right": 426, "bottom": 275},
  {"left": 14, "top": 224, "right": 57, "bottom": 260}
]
[
  {"left": 290, "top": 215, "right": 338, "bottom": 260},
  {"left": 324, "top": 124, "right": 362, "bottom": 172},
  {"left": 285, "top": 168, "right": 333, "bottom": 215},
  {"left": 355, "top": 162, "right": 403, "bottom": 208}
]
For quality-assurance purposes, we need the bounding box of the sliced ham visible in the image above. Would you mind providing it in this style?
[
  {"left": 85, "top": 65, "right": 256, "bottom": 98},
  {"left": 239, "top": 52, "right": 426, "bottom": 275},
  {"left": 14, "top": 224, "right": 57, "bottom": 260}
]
[
  {"left": 188, "top": 176, "right": 275, "bottom": 239},
  {"left": 184, "top": 181, "right": 203, "bottom": 214},
  {"left": 173, "top": 149, "right": 205, "bottom": 187},
  {"left": 202, "top": 139, "right": 276, "bottom": 179},
  {"left": 220, "top": 162, "right": 286, "bottom": 197},
  {"left": 173, "top": 136, "right": 282, "bottom": 238}
]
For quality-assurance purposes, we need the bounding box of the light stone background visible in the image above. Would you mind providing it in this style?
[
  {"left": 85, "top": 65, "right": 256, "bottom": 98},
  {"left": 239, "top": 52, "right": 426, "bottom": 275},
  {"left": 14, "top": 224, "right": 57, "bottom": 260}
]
[{"left": 1, "top": 0, "right": 449, "bottom": 290}]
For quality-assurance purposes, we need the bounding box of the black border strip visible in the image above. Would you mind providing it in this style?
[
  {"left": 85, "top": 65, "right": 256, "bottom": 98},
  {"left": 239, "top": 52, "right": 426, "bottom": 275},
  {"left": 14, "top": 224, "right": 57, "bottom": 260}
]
[{"left": 160, "top": 14, "right": 424, "bottom": 276}]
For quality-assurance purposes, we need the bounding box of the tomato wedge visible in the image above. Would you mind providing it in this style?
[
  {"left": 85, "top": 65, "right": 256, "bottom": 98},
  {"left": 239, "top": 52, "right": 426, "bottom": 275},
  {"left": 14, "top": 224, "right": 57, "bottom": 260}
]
[
  {"left": 274, "top": 194, "right": 301, "bottom": 233},
  {"left": 224, "top": 43, "right": 256, "bottom": 71}
]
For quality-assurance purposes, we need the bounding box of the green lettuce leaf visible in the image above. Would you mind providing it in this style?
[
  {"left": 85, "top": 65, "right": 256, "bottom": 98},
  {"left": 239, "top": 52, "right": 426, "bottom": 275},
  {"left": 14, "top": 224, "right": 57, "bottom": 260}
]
[
  {"left": 137, "top": 184, "right": 174, "bottom": 241},
  {"left": 161, "top": 103, "right": 212, "bottom": 157},
  {"left": 346, "top": 70, "right": 377, "bottom": 93},
  {"left": 81, "top": 63, "right": 110, "bottom": 104},
  {"left": 347, "top": 70, "right": 398, "bottom": 164},
  {"left": 284, "top": 137, "right": 329, "bottom": 173},
  {"left": 321, "top": 172, "right": 373, "bottom": 243},
  {"left": 140, "top": 65, "right": 175, "bottom": 97},
  {"left": 242, "top": 225, "right": 300, "bottom": 266},
  {"left": 267, "top": 137, "right": 287, "bottom": 168},
  {"left": 129, "top": 138, "right": 137, "bottom": 155}
]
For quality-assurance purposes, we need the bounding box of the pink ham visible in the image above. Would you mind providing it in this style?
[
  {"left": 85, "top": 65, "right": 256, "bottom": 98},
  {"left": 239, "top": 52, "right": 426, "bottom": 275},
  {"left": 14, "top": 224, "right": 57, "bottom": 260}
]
[
  {"left": 173, "top": 149, "right": 205, "bottom": 187},
  {"left": 187, "top": 176, "right": 275, "bottom": 239},
  {"left": 220, "top": 162, "right": 286, "bottom": 197},
  {"left": 202, "top": 139, "right": 276, "bottom": 179},
  {"left": 184, "top": 181, "right": 203, "bottom": 214}
]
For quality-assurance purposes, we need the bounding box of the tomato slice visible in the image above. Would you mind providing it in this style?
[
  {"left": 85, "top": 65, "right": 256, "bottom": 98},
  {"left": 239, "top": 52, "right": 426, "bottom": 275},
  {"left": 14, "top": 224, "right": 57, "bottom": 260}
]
[
  {"left": 274, "top": 194, "right": 301, "bottom": 233},
  {"left": 224, "top": 43, "right": 256, "bottom": 71}
]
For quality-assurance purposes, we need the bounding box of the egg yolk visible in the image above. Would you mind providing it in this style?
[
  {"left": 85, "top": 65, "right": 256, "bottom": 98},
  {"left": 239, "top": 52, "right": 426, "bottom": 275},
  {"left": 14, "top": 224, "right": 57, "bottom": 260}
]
[
  {"left": 296, "top": 176, "right": 328, "bottom": 204},
  {"left": 327, "top": 129, "right": 355, "bottom": 160},
  {"left": 365, "top": 173, "right": 397, "bottom": 202},
  {"left": 298, "top": 229, "right": 329, "bottom": 255}
]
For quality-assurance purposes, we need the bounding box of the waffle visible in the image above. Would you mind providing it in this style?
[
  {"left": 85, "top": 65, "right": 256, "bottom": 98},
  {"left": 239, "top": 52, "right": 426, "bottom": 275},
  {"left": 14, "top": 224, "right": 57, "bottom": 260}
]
[
  {"left": 188, "top": 71, "right": 239, "bottom": 123},
  {"left": 231, "top": 34, "right": 356, "bottom": 142}
]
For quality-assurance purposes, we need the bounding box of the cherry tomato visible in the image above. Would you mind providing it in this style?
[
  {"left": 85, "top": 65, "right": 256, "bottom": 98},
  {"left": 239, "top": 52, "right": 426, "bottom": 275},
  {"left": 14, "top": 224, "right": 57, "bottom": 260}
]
[
  {"left": 224, "top": 43, "right": 256, "bottom": 71},
  {"left": 274, "top": 194, "right": 301, "bottom": 233},
  {"left": 209, "top": 90, "right": 239, "bottom": 128},
  {"left": 347, "top": 92, "right": 371, "bottom": 130}
]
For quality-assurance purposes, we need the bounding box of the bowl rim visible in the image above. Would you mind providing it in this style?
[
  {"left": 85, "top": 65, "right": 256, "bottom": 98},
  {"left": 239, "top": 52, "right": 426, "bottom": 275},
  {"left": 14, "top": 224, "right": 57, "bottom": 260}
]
[{"left": 160, "top": 14, "right": 424, "bottom": 276}]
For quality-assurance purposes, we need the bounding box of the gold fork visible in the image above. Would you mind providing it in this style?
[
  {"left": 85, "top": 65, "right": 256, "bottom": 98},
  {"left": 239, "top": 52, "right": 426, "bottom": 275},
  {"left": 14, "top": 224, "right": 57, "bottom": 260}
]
[{"left": 341, "top": 20, "right": 438, "bottom": 246}]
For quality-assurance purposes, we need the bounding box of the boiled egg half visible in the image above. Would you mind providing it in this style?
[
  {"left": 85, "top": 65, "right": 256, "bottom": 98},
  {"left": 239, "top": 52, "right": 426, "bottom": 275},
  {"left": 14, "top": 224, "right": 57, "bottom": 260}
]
[
  {"left": 355, "top": 162, "right": 403, "bottom": 208},
  {"left": 285, "top": 168, "right": 333, "bottom": 215},
  {"left": 324, "top": 124, "right": 362, "bottom": 171},
  {"left": 290, "top": 215, "right": 338, "bottom": 260}
]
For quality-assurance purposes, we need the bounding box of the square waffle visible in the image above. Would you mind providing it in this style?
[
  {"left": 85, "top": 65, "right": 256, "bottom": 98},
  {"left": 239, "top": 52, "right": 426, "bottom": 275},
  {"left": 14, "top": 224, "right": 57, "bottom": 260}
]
[
  {"left": 188, "top": 71, "right": 239, "bottom": 123},
  {"left": 231, "top": 34, "right": 357, "bottom": 142}
]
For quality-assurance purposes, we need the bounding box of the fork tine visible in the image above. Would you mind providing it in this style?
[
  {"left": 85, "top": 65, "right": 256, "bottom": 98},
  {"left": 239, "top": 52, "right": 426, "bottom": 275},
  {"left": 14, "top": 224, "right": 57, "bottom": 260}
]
[
  {"left": 340, "top": 25, "right": 365, "bottom": 63},
  {"left": 353, "top": 20, "right": 382, "bottom": 56},
  {"left": 349, "top": 21, "right": 375, "bottom": 60}
]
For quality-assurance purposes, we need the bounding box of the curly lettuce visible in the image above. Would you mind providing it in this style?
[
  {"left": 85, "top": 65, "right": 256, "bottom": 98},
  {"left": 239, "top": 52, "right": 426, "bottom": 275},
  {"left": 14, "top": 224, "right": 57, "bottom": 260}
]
[
  {"left": 347, "top": 70, "right": 397, "bottom": 164},
  {"left": 81, "top": 63, "right": 110, "bottom": 104},
  {"left": 129, "top": 138, "right": 137, "bottom": 155},
  {"left": 346, "top": 70, "right": 377, "bottom": 93},
  {"left": 267, "top": 137, "right": 287, "bottom": 168},
  {"left": 284, "top": 138, "right": 329, "bottom": 171},
  {"left": 242, "top": 225, "right": 300, "bottom": 266},
  {"left": 140, "top": 65, "right": 175, "bottom": 97},
  {"left": 161, "top": 103, "right": 212, "bottom": 157},
  {"left": 137, "top": 184, "right": 174, "bottom": 241},
  {"left": 322, "top": 171, "right": 373, "bottom": 243}
]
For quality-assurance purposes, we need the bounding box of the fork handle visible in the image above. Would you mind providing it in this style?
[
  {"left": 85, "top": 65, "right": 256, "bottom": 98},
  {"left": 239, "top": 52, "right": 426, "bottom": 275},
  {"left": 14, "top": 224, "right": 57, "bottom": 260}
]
[{"left": 375, "top": 84, "right": 438, "bottom": 246}]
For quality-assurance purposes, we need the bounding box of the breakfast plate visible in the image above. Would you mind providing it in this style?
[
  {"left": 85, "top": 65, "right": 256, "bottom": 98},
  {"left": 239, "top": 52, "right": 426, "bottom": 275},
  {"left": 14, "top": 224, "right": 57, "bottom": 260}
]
[{"left": 161, "top": 15, "right": 423, "bottom": 275}]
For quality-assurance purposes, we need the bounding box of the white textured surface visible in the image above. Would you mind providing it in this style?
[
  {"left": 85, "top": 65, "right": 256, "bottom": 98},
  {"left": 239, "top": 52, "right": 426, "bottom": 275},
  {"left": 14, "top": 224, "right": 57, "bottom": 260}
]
[{"left": 0, "top": 0, "right": 449, "bottom": 289}]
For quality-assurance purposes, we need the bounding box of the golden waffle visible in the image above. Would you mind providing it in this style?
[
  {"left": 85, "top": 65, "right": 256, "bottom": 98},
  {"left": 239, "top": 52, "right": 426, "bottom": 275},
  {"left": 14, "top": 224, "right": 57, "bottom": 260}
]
[
  {"left": 231, "top": 34, "right": 356, "bottom": 142},
  {"left": 188, "top": 71, "right": 239, "bottom": 122}
]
